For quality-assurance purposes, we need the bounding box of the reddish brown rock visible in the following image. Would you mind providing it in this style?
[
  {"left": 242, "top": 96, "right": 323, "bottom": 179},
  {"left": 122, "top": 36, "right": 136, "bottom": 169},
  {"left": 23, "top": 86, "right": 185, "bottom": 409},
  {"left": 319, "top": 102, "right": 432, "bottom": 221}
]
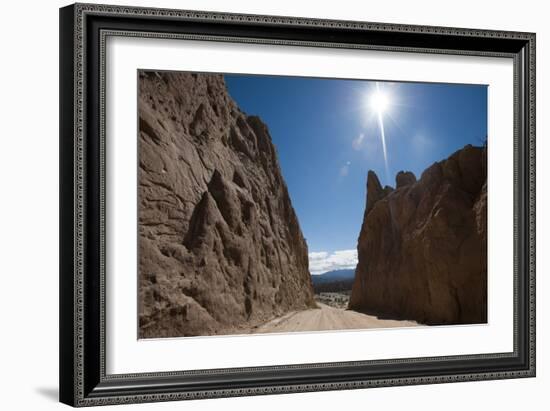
[
  {"left": 138, "top": 71, "right": 315, "bottom": 338},
  {"left": 349, "top": 145, "right": 487, "bottom": 325},
  {"left": 395, "top": 171, "right": 417, "bottom": 188}
]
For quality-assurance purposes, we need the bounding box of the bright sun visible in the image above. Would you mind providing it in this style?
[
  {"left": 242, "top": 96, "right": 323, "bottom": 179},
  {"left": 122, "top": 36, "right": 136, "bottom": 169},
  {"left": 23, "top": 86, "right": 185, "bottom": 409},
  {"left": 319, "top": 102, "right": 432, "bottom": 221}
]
[
  {"left": 366, "top": 82, "right": 391, "bottom": 183},
  {"left": 369, "top": 90, "right": 390, "bottom": 114}
]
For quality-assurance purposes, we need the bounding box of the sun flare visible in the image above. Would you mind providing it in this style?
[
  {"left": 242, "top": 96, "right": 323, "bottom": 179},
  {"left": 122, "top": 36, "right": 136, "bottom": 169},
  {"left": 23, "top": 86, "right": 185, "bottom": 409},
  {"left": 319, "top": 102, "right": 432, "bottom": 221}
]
[
  {"left": 367, "top": 82, "right": 391, "bottom": 182},
  {"left": 369, "top": 89, "right": 390, "bottom": 114}
]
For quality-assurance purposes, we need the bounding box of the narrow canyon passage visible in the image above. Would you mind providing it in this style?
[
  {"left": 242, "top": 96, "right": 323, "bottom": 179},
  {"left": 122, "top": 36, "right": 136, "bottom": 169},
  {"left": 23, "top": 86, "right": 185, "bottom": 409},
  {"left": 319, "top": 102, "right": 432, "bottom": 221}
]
[{"left": 251, "top": 303, "right": 418, "bottom": 334}]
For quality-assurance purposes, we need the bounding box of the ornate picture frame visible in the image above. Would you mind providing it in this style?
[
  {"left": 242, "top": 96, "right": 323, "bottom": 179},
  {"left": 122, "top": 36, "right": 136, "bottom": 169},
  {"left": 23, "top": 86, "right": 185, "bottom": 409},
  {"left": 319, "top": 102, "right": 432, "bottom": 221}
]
[{"left": 59, "top": 3, "right": 535, "bottom": 407}]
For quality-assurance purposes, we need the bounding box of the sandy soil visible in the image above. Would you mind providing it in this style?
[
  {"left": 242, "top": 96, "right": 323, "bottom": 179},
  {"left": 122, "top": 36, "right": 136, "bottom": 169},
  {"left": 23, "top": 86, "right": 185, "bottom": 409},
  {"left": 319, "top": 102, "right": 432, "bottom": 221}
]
[{"left": 252, "top": 303, "right": 418, "bottom": 334}]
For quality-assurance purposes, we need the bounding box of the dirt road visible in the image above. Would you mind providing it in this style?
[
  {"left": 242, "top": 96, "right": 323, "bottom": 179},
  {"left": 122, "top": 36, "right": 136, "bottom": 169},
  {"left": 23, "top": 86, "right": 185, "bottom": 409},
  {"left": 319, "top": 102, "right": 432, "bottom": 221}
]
[{"left": 252, "top": 303, "right": 418, "bottom": 334}]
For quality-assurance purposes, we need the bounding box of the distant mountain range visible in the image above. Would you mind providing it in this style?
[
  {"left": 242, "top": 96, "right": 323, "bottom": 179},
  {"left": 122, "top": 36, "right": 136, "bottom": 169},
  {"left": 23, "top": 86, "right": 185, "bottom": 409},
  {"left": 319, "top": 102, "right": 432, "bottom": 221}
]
[
  {"left": 311, "top": 269, "right": 355, "bottom": 284},
  {"left": 311, "top": 269, "right": 355, "bottom": 294}
]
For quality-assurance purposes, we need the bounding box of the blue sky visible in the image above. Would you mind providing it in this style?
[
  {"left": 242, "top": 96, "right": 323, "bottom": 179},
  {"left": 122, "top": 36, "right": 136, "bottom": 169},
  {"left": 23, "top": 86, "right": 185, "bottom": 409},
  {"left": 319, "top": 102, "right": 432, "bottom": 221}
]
[{"left": 225, "top": 74, "right": 487, "bottom": 274}]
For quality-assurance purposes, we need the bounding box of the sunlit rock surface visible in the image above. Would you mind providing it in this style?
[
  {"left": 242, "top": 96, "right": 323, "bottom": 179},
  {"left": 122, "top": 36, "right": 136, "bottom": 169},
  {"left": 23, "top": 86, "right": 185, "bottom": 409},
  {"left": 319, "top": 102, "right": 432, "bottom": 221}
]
[{"left": 138, "top": 71, "right": 315, "bottom": 338}]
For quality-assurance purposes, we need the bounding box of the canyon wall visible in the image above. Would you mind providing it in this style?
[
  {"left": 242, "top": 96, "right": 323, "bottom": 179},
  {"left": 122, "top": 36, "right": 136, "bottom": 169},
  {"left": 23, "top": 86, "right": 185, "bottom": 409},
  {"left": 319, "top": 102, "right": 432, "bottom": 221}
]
[
  {"left": 138, "top": 71, "right": 315, "bottom": 338},
  {"left": 349, "top": 145, "right": 487, "bottom": 325}
]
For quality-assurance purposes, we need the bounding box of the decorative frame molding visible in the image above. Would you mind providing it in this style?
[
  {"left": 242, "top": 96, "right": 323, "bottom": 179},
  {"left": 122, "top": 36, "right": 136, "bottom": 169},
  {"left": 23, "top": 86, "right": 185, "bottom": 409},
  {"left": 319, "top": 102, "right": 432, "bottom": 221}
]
[{"left": 60, "top": 3, "right": 535, "bottom": 407}]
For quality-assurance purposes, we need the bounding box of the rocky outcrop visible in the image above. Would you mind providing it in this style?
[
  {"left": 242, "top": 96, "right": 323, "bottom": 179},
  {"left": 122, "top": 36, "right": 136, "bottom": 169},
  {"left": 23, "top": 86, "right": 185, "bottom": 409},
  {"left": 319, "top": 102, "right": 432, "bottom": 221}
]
[
  {"left": 138, "top": 71, "right": 315, "bottom": 338},
  {"left": 349, "top": 145, "right": 487, "bottom": 325},
  {"left": 395, "top": 171, "right": 416, "bottom": 188}
]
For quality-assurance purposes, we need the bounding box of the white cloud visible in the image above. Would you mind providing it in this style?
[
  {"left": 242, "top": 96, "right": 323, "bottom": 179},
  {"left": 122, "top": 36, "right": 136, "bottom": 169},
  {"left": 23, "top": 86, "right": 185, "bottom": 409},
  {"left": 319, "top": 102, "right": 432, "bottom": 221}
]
[
  {"left": 308, "top": 251, "right": 328, "bottom": 260},
  {"left": 308, "top": 249, "right": 358, "bottom": 275},
  {"left": 352, "top": 133, "right": 365, "bottom": 150},
  {"left": 339, "top": 161, "right": 351, "bottom": 177}
]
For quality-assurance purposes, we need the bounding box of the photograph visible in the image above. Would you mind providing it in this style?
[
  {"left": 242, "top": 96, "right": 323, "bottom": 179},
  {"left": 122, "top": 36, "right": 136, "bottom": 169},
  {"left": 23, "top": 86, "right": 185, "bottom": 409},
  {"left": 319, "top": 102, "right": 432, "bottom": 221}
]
[
  {"left": 56, "top": 2, "right": 536, "bottom": 406},
  {"left": 137, "top": 70, "right": 488, "bottom": 339}
]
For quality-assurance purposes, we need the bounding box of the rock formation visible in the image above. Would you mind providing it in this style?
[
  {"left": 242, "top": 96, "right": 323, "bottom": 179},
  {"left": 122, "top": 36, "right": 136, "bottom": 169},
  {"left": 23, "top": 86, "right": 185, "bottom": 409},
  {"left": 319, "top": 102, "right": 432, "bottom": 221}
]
[
  {"left": 395, "top": 171, "right": 417, "bottom": 188},
  {"left": 138, "top": 71, "right": 315, "bottom": 338},
  {"left": 349, "top": 145, "right": 487, "bottom": 325}
]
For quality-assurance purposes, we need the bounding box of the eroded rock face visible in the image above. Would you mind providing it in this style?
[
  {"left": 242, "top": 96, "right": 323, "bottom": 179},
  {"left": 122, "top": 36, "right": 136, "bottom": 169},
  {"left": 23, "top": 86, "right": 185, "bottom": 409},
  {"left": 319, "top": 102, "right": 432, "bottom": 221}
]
[
  {"left": 138, "top": 71, "right": 315, "bottom": 338},
  {"left": 395, "top": 171, "right": 416, "bottom": 188},
  {"left": 349, "top": 145, "right": 487, "bottom": 325}
]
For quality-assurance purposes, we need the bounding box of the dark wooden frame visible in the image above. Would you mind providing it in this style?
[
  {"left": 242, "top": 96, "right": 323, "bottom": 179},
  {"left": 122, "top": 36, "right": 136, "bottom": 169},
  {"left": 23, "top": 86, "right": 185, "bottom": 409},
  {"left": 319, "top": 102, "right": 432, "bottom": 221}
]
[{"left": 60, "top": 3, "right": 536, "bottom": 407}]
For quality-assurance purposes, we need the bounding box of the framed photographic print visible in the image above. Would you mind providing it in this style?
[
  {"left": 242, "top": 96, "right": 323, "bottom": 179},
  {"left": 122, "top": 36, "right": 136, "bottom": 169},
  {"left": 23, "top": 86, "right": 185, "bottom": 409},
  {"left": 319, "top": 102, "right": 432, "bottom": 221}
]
[{"left": 59, "top": 3, "right": 536, "bottom": 407}]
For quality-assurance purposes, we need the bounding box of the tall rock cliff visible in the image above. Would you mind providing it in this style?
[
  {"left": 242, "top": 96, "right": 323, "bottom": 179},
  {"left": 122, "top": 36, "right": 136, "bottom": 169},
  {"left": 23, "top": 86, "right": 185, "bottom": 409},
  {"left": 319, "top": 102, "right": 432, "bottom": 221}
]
[
  {"left": 138, "top": 71, "right": 315, "bottom": 338},
  {"left": 349, "top": 145, "right": 487, "bottom": 325}
]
